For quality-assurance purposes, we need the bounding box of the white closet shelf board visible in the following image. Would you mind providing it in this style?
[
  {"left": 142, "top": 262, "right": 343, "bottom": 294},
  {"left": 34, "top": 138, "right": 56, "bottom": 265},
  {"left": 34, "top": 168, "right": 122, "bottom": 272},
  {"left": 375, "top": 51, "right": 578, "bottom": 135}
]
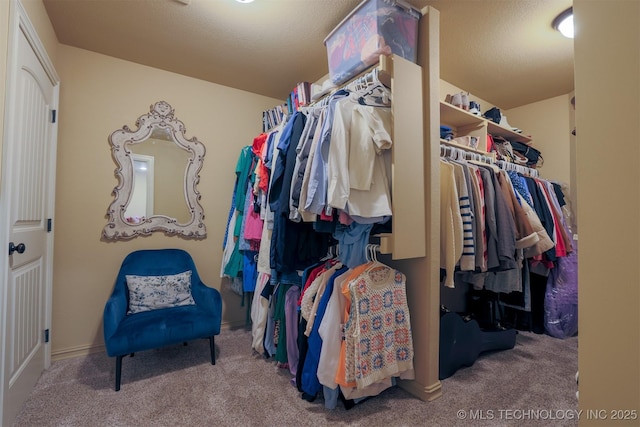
[
  {"left": 441, "top": 100, "right": 533, "bottom": 144},
  {"left": 386, "top": 54, "right": 426, "bottom": 261}
]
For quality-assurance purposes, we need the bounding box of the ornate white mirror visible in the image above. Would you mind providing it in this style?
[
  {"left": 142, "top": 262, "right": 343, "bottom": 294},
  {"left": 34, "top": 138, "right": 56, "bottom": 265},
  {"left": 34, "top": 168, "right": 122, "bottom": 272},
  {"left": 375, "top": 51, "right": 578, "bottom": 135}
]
[{"left": 103, "top": 101, "right": 206, "bottom": 239}]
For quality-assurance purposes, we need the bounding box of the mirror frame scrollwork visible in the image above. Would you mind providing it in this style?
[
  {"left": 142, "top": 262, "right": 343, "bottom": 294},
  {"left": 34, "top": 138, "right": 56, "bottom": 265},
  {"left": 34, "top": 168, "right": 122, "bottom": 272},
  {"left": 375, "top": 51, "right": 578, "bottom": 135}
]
[{"left": 103, "top": 101, "right": 206, "bottom": 240}]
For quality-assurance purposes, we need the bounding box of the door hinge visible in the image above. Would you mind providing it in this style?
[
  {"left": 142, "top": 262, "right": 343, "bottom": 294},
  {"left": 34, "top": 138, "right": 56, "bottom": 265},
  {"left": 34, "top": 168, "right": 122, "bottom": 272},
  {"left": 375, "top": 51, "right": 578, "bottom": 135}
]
[
  {"left": 44, "top": 329, "right": 50, "bottom": 343},
  {"left": 47, "top": 218, "right": 52, "bottom": 232},
  {"left": 51, "top": 109, "right": 57, "bottom": 124}
]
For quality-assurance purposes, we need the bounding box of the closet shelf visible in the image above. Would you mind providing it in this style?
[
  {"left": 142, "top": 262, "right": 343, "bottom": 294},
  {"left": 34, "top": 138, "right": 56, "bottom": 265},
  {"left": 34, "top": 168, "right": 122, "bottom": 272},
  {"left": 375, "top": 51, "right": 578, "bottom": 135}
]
[
  {"left": 440, "top": 101, "right": 532, "bottom": 144},
  {"left": 440, "top": 101, "right": 484, "bottom": 126},
  {"left": 487, "top": 121, "right": 532, "bottom": 144}
]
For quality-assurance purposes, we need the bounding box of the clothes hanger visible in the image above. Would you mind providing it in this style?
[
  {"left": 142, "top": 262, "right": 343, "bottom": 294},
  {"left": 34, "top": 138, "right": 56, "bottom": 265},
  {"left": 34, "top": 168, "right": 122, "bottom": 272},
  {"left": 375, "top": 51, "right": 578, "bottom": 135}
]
[
  {"left": 352, "top": 68, "right": 390, "bottom": 107},
  {"left": 363, "top": 243, "right": 386, "bottom": 273}
]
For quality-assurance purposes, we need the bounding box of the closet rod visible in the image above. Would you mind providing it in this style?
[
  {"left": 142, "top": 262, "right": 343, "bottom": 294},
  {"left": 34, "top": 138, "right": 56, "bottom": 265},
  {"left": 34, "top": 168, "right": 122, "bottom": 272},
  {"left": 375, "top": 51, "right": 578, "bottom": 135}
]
[
  {"left": 440, "top": 139, "right": 496, "bottom": 161},
  {"left": 440, "top": 143, "right": 493, "bottom": 164},
  {"left": 341, "top": 54, "right": 393, "bottom": 93},
  {"left": 495, "top": 159, "right": 539, "bottom": 177},
  {"left": 308, "top": 55, "right": 393, "bottom": 108},
  {"left": 441, "top": 143, "right": 540, "bottom": 177}
]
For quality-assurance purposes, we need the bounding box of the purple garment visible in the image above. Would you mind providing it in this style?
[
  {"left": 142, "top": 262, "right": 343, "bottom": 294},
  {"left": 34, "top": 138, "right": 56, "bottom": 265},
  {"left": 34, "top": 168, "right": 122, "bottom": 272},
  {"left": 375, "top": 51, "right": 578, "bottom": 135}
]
[
  {"left": 285, "top": 286, "right": 301, "bottom": 376},
  {"left": 545, "top": 240, "right": 578, "bottom": 339}
]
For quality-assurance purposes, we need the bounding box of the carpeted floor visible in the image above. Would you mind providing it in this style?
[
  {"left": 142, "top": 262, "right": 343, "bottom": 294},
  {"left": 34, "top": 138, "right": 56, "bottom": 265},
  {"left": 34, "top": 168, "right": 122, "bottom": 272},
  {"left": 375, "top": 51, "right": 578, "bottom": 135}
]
[{"left": 13, "top": 327, "right": 578, "bottom": 427}]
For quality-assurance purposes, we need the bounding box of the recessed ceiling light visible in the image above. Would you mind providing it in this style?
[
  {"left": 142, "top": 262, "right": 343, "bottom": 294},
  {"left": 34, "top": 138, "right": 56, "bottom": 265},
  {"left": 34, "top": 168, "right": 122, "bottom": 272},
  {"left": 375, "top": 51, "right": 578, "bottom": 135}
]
[
  {"left": 235, "top": 0, "right": 255, "bottom": 3},
  {"left": 552, "top": 7, "right": 574, "bottom": 39}
]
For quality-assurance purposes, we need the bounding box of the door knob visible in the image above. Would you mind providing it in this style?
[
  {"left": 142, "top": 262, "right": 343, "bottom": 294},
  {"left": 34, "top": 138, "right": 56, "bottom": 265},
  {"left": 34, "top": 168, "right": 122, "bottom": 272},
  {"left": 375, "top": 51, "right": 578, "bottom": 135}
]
[{"left": 8, "top": 242, "right": 26, "bottom": 256}]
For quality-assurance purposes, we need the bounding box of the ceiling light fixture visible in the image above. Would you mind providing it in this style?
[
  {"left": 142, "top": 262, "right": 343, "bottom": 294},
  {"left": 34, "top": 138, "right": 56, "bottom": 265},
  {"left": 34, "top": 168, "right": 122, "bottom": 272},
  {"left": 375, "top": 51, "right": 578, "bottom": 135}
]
[
  {"left": 552, "top": 7, "right": 574, "bottom": 39},
  {"left": 235, "top": 0, "right": 255, "bottom": 3}
]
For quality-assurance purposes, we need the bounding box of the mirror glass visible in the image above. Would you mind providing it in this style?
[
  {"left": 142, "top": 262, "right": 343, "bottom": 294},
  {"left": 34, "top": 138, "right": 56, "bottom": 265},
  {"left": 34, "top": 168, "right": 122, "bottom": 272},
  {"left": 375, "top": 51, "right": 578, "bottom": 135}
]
[
  {"left": 125, "top": 154, "right": 155, "bottom": 223},
  {"left": 126, "top": 134, "right": 192, "bottom": 224},
  {"left": 103, "top": 101, "right": 206, "bottom": 239}
]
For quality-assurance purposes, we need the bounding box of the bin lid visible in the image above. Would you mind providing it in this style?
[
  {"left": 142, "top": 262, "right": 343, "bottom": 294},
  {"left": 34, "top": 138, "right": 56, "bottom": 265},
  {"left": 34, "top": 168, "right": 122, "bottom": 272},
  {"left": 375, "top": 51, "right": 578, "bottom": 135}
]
[{"left": 323, "top": 0, "right": 422, "bottom": 46}]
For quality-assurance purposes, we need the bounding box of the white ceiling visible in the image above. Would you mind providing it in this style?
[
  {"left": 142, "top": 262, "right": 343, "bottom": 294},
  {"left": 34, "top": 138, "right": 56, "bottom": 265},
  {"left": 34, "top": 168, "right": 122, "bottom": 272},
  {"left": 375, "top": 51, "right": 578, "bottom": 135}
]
[{"left": 42, "top": 0, "right": 574, "bottom": 110}]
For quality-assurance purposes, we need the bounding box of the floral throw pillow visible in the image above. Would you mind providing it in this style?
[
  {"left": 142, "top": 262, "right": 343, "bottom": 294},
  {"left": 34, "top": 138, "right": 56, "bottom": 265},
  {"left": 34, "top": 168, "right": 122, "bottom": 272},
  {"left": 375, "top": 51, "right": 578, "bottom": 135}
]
[{"left": 126, "top": 270, "right": 195, "bottom": 314}]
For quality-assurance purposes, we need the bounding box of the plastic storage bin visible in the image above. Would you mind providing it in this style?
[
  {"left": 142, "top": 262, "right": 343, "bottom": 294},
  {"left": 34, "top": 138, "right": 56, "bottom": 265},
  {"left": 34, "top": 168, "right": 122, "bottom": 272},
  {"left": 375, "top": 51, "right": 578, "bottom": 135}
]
[{"left": 324, "top": 0, "right": 420, "bottom": 85}]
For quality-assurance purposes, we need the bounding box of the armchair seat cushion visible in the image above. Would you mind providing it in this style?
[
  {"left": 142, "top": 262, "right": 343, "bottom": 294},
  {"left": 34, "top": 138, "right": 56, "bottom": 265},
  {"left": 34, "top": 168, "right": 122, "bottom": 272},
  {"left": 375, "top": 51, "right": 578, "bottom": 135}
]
[{"left": 105, "top": 305, "right": 219, "bottom": 357}]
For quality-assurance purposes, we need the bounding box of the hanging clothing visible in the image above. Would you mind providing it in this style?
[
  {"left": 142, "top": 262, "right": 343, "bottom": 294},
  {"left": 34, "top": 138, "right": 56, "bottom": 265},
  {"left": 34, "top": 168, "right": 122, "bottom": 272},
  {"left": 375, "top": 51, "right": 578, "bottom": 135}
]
[
  {"left": 251, "top": 272, "right": 271, "bottom": 355},
  {"left": 345, "top": 263, "right": 415, "bottom": 389},
  {"left": 273, "top": 112, "right": 334, "bottom": 273},
  {"left": 327, "top": 97, "right": 394, "bottom": 218},
  {"left": 450, "top": 161, "right": 475, "bottom": 272},
  {"left": 440, "top": 160, "right": 462, "bottom": 288},
  {"left": 290, "top": 108, "right": 322, "bottom": 222},
  {"left": 304, "top": 90, "right": 350, "bottom": 215},
  {"left": 301, "top": 265, "right": 348, "bottom": 397},
  {"left": 223, "top": 73, "right": 420, "bottom": 409}
]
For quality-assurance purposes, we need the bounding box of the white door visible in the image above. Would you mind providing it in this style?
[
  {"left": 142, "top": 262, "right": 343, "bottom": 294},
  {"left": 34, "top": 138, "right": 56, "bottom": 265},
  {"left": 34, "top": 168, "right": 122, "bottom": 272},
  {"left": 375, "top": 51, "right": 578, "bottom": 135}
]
[{"left": 0, "top": 2, "right": 59, "bottom": 424}]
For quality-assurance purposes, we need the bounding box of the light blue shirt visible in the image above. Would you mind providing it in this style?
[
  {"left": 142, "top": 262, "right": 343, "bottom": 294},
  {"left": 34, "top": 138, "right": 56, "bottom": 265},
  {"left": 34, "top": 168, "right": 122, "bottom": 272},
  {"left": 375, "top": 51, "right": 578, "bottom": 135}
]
[{"left": 304, "top": 90, "right": 349, "bottom": 215}]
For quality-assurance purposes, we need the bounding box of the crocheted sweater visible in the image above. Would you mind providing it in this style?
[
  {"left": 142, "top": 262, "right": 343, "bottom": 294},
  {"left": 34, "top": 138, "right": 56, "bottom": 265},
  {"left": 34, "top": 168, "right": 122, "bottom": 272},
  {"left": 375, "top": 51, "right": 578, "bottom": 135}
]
[{"left": 344, "top": 264, "right": 414, "bottom": 389}]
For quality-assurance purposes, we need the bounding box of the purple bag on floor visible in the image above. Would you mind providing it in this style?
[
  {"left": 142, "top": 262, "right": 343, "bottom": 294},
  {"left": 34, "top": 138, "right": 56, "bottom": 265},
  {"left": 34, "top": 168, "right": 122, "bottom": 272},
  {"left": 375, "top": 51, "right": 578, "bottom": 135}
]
[{"left": 544, "top": 242, "right": 578, "bottom": 339}]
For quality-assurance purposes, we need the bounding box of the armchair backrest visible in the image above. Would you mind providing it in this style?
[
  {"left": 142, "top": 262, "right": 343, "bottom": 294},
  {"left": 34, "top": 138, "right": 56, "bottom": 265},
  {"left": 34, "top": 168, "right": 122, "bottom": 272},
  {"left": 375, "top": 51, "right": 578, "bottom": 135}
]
[{"left": 111, "top": 249, "right": 204, "bottom": 301}]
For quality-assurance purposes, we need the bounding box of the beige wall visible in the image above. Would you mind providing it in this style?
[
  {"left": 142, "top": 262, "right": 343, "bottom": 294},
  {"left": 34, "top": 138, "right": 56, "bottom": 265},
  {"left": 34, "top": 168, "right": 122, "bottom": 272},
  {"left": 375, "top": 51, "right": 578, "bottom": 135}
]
[
  {"left": 575, "top": 1, "right": 640, "bottom": 425},
  {"left": 440, "top": 79, "right": 497, "bottom": 112},
  {"left": 51, "top": 44, "right": 282, "bottom": 358},
  {"left": 506, "top": 95, "right": 572, "bottom": 186}
]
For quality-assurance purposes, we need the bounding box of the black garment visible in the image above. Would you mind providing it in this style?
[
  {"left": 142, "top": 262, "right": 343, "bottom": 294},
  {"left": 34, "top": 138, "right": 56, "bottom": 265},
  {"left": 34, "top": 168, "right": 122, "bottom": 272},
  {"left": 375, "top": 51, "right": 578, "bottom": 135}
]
[
  {"left": 313, "top": 212, "right": 338, "bottom": 235},
  {"left": 552, "top": 182, "right": 566, "bottom": 207},
  {"left": 524, "top": 176, "right": 556, "bottom": 262},
  {"left": 529, "top": 272, "right": 548, "bottom": 334},
  {"left": 296, "top": 317, "right": 308, "bottom": 393}
]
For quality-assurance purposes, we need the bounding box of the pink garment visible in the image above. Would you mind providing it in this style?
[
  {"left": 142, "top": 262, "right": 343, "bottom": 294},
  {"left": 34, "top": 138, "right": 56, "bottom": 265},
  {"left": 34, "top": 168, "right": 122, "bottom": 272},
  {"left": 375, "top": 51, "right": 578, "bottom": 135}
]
[
  {"left": 243, "top": 187, "right": 264, "bottom": 242},
  {"left": 338, "top": 210, "right": 354, "bottom": 225}
]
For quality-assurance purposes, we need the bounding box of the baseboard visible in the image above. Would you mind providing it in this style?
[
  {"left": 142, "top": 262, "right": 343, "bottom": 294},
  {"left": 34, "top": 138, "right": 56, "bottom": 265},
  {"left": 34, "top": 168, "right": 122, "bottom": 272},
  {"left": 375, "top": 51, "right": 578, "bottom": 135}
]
[
  {"left": 51, "top": 321, "right": 249, "bottom": 361},
  {"left": 397, "top": 378, "right": 443, "bottom": 402},
  {"left": 52, "top": 343, "right": 105, "bottom": 361}
]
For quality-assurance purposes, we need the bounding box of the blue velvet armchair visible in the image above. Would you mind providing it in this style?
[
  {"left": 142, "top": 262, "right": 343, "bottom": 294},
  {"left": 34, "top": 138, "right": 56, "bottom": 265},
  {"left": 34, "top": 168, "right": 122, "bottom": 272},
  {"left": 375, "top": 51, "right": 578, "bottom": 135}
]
[{"left": 103, "top": 249, "right": 222, "bottom": 391}]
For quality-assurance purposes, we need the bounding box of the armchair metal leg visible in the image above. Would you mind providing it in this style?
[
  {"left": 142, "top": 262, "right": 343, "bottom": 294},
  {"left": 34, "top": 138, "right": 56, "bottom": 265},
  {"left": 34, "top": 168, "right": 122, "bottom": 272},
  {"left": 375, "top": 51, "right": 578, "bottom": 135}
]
[
  {"left": 209, "top": 336, "right": 216, "bottom": 365},
  {"left": 115, "top": 355, "right": 123, "bottom": 391}
]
